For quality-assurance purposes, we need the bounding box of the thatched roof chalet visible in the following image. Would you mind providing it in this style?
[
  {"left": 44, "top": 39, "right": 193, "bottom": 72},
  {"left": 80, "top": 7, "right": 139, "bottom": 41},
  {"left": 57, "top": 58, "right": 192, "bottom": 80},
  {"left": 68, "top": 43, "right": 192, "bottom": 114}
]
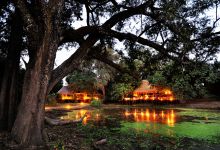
[
  {"left": 57, "top": 82, "right": 105, "bottom": 96},
  {"left": 133, "top": 80, "right": 157, "bottom": 94},
  {"left": 57, "top": 86, "right": 72, "bottom": 94}
]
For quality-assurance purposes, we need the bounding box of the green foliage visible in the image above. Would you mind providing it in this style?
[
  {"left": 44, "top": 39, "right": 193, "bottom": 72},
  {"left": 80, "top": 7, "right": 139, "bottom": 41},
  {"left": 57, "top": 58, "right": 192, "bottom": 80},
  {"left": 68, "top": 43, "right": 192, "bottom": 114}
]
[
  {"left": 148, "top": 71, "right": 167, "bottom": 86},
  {"left": 109, "top": 83, "right": 134, "bottom": 101},
  {"left": 105, "top": 72, "right": 138, "bottom": 102},
  {"left": 90, "top": 99, "right": 101, "bottom": 107},
  {"left": 75, "top": 115, "right": 220, "bottom": 150},
  {"left": 173, "top": 63, "right": 219, "bottom": 99},
  {"left": 120, "top": 108, "right": 220, "bottom": 142},
  {"left": 172, "top": 75, "right": 194, "bottom": 100},
  {"left": 146, "top": 61, "right": 220, "bottom": 99},
  {"left": 177, "top": 108, "right": 220, "bottom": 119},
  {"left": 76, "top": 123, "right": 154, "bottom": 150},
  {"left": 66, "top": 70, "right": 98, "bottom": 92},
  {"left": 58, "top": 105, "right": 220, "bottom": 149}
]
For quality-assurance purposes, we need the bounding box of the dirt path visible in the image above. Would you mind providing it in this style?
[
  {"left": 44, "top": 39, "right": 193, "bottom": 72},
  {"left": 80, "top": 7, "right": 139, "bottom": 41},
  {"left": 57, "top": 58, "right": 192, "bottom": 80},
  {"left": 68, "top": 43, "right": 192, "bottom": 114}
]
[{"left": 181, "top": 100, "right": 220, "bottom": 109}]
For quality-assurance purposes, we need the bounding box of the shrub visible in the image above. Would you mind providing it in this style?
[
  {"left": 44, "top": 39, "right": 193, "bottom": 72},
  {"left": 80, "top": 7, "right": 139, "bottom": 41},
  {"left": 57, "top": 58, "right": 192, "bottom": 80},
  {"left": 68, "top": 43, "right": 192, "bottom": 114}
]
[
  {"left": 110, "top": 83, "right": 134, "bottom": 101},
  {"left": 90, "top": 99, "right": 101, "bottom": 107}
]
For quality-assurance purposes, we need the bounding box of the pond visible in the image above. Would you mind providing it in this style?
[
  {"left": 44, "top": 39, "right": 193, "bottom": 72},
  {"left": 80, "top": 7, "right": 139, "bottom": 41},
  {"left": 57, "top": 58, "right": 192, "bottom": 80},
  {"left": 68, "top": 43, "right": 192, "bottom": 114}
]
[{"left": 60, "top": 106, "right": 220, "bottom": 143}]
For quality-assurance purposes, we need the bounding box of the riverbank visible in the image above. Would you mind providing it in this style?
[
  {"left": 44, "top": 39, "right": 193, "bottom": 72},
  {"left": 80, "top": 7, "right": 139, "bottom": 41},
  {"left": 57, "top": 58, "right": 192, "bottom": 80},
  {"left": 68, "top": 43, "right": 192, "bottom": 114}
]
[
  {"left": 1, "top": 99, "right": 220, "bottom": 149},
  {"left": 103, "top": 99, "right": 220, "bottom": 110},
  {"left": 44, "top": 100, "right": 220, "bottom": 150},
  {"left": 180, "top": 99, "right": 220, "bottom": 109}
]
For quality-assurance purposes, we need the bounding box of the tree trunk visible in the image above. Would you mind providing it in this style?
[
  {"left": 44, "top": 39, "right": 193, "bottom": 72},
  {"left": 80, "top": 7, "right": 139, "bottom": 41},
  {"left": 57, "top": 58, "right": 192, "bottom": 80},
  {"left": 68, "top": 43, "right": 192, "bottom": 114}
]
[
  {"left": 9, "top": 2, "right": 64, "bottom": 149},
  {"left": 10, "top": 31, "right": 58, "bottom": 149},
  {"left": 0, "top": 10, "right": 23, "bottom": 130}
]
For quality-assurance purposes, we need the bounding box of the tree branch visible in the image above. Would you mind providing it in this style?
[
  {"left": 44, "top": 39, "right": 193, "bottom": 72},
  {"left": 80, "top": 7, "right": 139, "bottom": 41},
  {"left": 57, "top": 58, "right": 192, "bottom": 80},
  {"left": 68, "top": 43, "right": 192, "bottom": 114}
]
[
  {"left": 85, "top": 3, "right": 90, "bottom": 26},
  {"left": 48, "top": 0, "right": 63, "bottom": 15},
  {"left": 0, "top": 0, "right": 8, "bottom": 12},
  {"left": 48, "top": 34, "right": 98, "bottom": 93},
  {"left": 89, "top": 53, "right": 123, "bottom": 72},
  {"left": 60, "top": 26, "right": 98, "bottom": 45},
  {"left": 102, "top": 2, "right": 151, "bottom": 28},
  {"left": 48, "top": 2, "right": 157, "bottom": 93},
  {"left": 13, "top": 0, "right": 36, "bottom": 31},
  {"left": 60, "top": 1, "right": 155, "bottom": 45},
  {"left": 110, "top": 0, "right": 132, "bottom": 10},
  {"left": 90, "top": 54, "right": 139, "bottom": 79},
  {"left": 99, "top": 29, "right": 180, "bottom": 61}
]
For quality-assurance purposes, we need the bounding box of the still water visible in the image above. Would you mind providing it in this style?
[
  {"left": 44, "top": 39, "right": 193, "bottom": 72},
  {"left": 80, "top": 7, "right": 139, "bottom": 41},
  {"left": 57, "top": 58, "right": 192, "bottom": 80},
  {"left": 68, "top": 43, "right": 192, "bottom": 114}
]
[{"left": 60, "top": 106, "right": 220, "bottom": 141}]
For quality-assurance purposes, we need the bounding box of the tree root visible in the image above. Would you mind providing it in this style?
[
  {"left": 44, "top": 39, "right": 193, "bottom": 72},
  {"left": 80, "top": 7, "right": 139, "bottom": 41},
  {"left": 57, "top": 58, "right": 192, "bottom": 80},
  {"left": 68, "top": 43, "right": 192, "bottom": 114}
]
[{"left": 45, "top": 113, "right": 87, "bottom": 126}]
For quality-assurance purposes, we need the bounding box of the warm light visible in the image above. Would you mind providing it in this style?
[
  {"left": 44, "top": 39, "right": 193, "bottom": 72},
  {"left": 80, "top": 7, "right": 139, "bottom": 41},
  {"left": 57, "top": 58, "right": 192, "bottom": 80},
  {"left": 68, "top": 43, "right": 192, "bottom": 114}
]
[
  {"left": 171, "top": 110, "right": 174, "bottom": 117},
  {"left": 65, "top": 104, "right": 72, "bottom": 109},
  {"left": 144, "top": 95, "right": 149, "bottom": 100},
  {"left": 153, "top": 111, "right": 156, "bottom": 120},
  {"left": 96, "top": 113, "right": 100, "bottom": 120},
  {"left": 60, "top": 94, "right": 74, "bottom": 100},
  {"left": 45, "top": 106, "right": 51, "bottom": 110},
  {"left": 83, "top": 116, "right": 87, "bottom": 125},
  {"left": 161, "top": 111, "right": 164, "bottom": 119},
  {"left": 167, "top": 117, "right": 170, "bottom": 125},
  {"left": 145, "top": 109, "right": 150, "bottom": 119},
  {"left": 141, "top": 111, "right": 144, "bottom": 117},
  {"left": 124, "top": 97, "right": 131, "bottom": 101},
  {"left": 122, "top": 108, "right": 176, "bottom": 126},
  {"left": 132, "top": 97, "right": 138, "bottom": 100},
  {"left": 83, "top": 95, "right": 88, "bottom": 100},
  {"left": 149, "top": 96, "right": 155, "bottom": 100},
  {"left": 167, "top": 110, "right": 175, "bottom": 127},
  {"left": 124, "top": 110, "right": 129, "bottom": 117},
  {"left": 80, "top": 102, "right": 85, "bottom": 105},
  {"left": 169, "top": 96, "right": 174, "bottom": 101},
  {"left": 80, "top": 110, "right": 87, "bottom": 116},
  {"left": 76, "top": 114, "right": 79, "bottom": 119},
  {"left": 165, "top": 90, "right": 171, "bottom": 95},
  {"left": 167, "top": 116, "right": 175, "bottom": 127},
  {"left": 93, "top": 96, "right": 99, "bottom": 100},
  {"left": 133, "top": 109, "right": 137, "bottom": 117}
]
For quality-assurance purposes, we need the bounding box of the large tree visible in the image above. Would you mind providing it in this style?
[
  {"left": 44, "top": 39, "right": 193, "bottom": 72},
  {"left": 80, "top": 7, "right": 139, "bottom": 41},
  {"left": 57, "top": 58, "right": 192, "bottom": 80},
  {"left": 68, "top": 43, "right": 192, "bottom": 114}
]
[
  {"left": 0, "top": 0, "right": 219, "bottom": 149},
  {"left": 0, "top": 2, "right": 24, "bottom": 130}
]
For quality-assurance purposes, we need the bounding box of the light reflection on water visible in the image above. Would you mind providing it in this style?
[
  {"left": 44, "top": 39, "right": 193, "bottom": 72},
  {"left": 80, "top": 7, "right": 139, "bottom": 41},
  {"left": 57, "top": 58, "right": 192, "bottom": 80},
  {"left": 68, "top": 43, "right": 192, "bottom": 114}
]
[
  {"left": 61, "top": 108, "right": 176, "bottom": 127},
  {"left": 124, "top": 109, "right": 176, "bottom": 127},
  {"left": 59, "top": 107, "right": 220, "bottom": 141}
]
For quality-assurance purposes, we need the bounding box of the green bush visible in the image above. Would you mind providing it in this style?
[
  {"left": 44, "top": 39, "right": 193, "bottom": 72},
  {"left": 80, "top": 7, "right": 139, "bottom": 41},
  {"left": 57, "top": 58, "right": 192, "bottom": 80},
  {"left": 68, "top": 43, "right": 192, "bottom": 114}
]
[
  {"left": 110, "top": 83, "right": 134, "bottom": 101},
  {"left": 90, "top": 99, "right": 101, "bottom": 107}
]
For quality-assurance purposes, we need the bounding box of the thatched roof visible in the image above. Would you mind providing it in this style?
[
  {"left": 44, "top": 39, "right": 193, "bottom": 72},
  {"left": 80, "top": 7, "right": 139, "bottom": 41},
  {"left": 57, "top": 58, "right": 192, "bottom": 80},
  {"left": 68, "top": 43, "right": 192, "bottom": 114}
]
[
  {"left": 57, "top": 86, "right": 72, "bottom": 94},
  {"left": 57, "top": 83, "right": 105, "bottom": 95},
  {"left": 133, "top": 80, "right": 157, "bottom": 93}
]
